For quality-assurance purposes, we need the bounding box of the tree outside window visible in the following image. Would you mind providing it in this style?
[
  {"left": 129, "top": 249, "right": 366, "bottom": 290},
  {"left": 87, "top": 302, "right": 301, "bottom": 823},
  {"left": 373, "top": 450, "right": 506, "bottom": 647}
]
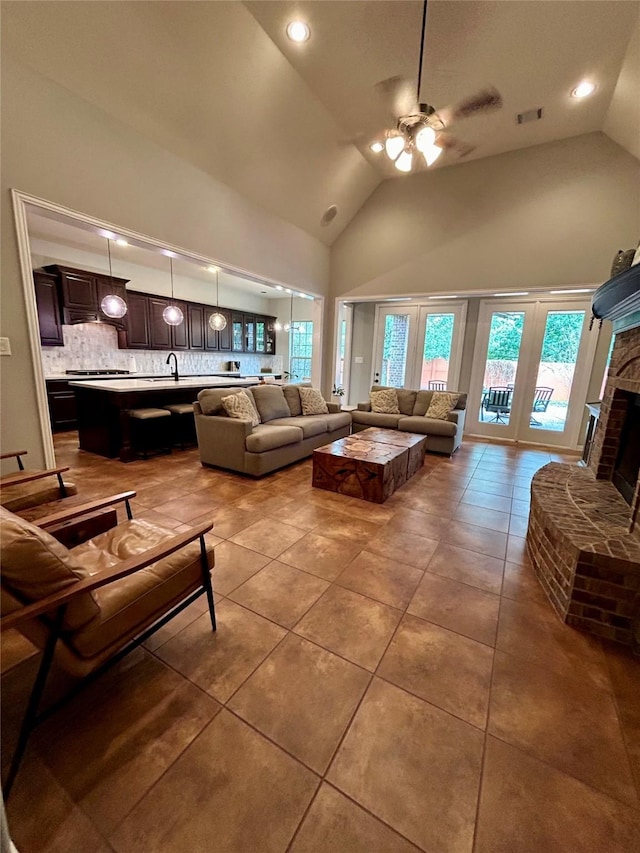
[{"left": 290, "top": 321, "right": 313, "bottom": 381}]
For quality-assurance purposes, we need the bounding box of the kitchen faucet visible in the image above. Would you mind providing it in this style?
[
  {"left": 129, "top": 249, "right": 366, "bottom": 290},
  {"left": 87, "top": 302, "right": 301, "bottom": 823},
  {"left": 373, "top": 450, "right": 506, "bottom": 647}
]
[{"left": 166, "top": 352, "right": 179, "bottom": 382}]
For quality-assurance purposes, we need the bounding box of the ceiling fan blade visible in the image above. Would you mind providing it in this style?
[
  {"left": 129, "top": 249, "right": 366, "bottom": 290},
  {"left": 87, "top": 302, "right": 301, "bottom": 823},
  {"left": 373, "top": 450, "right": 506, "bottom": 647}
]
[
  {"left": 374, "top": 75, "right": 417, "bottom": 121},
  {"left": 436, "top": 87, "right": 503, "bottom": 128},
  {"left": 435, "top": 132, "right": 476, "bottom": 159}
]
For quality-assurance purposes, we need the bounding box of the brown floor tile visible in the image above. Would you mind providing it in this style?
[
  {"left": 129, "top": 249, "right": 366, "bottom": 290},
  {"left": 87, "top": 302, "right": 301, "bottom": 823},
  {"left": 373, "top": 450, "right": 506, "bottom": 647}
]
[
  {"left": 408, "top": 571, "right": 500, "bottom": 646},
  {"left": 365, "top": 526, "right": 438, "bottom": 570},
  {"left": 232, "top": 490, "right": 298, "bottom": 517},
  {"left": 392, "top": 490, "right": 460, "bottom": 519},
  {"left": 229, "top": 634, "right": 370, "bottom": 773},
  {"left": 506, "top": 534, "right": 531, "bottom": 565},
  {"left": 378, "top": 615, "right": 494, "bottom": 728},
  {"left": 229, "top": 517, "right": 306, "bottom": 558},
  {"left": 278, "top": 531, "right": 362, "bottom": 581},
  {"left": 228, "top": 561, "right": 329, "bottom": 628},
  {"left": 207, "top": 503, "right": 256, "bottom": 538},
  {"left": 33, "top": 650, "right": 220, "bottom": 835},
  {"left": 453, "top": 503, "right": 511, "bottom": 533},
  {"left": 156, "top": 599, "right": 286, "bottom": 702},
  {"left": 472, "top": 468, "right": 516, "bottom": 486},
  {"left": 439, "top": 520, "right": 508, "bottom": 560},
  {"left": 510, "top": 498, "right": 530, "bottom": 517},
  {"left": 290, "top": 783, "right": 421, "bottom": 853},
  {"left": 143, "top": 595, "right": 211, "bottom": 651},
  {"left": 337, "top": 550, "right": 424, "bottom": 609},
  {"left": 342, "top": 497, "right": 398, "bottom": 524},
  {"left": 294, "top": 585, "right": 402, "bottom": 670},
  {"left": 151, "top": 487, "right": 223, "bottom": 522},
  {"left": 466, "top": 478, "right": 514, "bottom": 498},
  {"left": 460, "top": 489, "right": 512, "bottom": 514},
  {"left": 211, "top": 540, "right": 271, "bottom": 594},
  {"left": 384, "top": 507, "right": 450, "bottom": 540},
  {"left": 497, "top": 596, "right": 611, "bottom": 690},
  {"left": 427, "top": 542, "right": 505, "bottom": 594},
  {"left": 508, "top": 513, "right": 529, "bottom": 537},
  {"left": 136, "top": 508, "right": 194, "bottom": 530},
  {"left": 110, "top": 710, "right": 318, "bottom": 853},
  {"left": 501, "top": 560, "right": 546, "bottom": 604},
  {"left": 284, "top": 502, "right": 348, "bottom": 532},
  {"left": 489, "top": 650, "right": 637, "bottom": 806},
  {"left": 604, "top": 642, "right": 640, "bottom": 795},
  {"left": 512, "top": 486, "right": 531, "bottom": 503},
  {"left": 475, "top": 737, "right": 640, "bottom": 853},
  {"left": 315, "top": 510, "right": 380, "bottom": 545},
  {"left": 327, "top": 678, "right": 484, "bottom": 853}
]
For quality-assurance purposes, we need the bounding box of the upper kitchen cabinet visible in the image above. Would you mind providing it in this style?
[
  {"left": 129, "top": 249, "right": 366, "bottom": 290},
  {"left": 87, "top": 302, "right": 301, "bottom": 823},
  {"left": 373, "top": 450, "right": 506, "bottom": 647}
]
[
  {"left": 42, "top": 264, "right": 129, "bottom": 328},
  {"left": 244, "top": 314, "right": 256, "bottom": 353},
  {"left": 231, "top": 312, "right": 244, "bottom": 352},
  {"left": 148, "top": 297, "right": 173, "bottom": 350},
  {"left": 33, "top": 270, "right": 64, "bottom": 346},
  {"left": 217, "top": 309, "right": 233, "bottom": 351},
  {"left": 121, "top": 292, "right": 151, "bottom": 349},
  {"left": 188, "top": 304, "right": 205, "bottom": 351},
  {"left": 265, "top": 317, "right": 276, "bottom": 355}
]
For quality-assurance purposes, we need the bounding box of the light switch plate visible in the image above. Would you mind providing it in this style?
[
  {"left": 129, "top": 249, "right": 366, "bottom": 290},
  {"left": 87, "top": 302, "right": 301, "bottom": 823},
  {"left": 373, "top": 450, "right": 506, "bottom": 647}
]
[
  {"left": 355, "top": 356, "right": 364, "bottom": 364},
  {"left": 0, "top": 337, "right": 11, "bottom": 356}
]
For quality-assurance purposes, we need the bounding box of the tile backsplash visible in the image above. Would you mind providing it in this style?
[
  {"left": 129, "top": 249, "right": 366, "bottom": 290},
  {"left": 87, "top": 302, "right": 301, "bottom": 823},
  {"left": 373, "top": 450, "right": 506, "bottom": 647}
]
[{"left": 41, "top": 323, "right": 283, "bottom": 376}]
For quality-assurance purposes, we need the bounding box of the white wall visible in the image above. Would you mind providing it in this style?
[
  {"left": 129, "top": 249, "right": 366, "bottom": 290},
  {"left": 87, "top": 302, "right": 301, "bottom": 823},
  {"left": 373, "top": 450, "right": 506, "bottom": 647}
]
[
  {"left": 330, "top": 133, "right": 640, "bottom": 300},
  {"left": 604, "top": 16, "right": 640, "bottom": 161},
  {"left": 1, "top": 56, "right": 329, "bottom": 466}
]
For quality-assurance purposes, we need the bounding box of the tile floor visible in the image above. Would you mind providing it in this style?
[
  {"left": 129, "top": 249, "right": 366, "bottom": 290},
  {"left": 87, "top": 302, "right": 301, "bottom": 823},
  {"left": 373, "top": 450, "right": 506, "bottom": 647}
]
[{"left": 2, "top": 433, "right": 639, "bottom": 852}]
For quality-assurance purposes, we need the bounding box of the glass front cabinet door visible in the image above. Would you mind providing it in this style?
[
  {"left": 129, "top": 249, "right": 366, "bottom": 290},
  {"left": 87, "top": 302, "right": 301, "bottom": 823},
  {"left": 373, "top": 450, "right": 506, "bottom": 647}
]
[
  {"left": 244, "top": 315, "right": 256, "bottom": 352},
  {"left": 232, "top": 312, "right": 244, "bottom": 352},
  {"left": 255, "top": 319, "right": 266, "bottom": 353}
]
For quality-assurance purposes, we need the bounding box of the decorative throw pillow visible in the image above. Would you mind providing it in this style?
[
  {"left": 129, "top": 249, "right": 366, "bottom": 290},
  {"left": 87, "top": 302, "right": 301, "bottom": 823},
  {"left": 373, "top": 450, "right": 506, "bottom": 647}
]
[
  {"left": 424, "top": 391, "right": 460, "bottom": 420},
  {"left": 370, "top": 388, "right": 400, "bottom": 414},
  {"left": 221, "top": 390, "right": 260, "bottom": 426},
  {"left": 299, "top": 386, "right": 329, "bottom": 415}
]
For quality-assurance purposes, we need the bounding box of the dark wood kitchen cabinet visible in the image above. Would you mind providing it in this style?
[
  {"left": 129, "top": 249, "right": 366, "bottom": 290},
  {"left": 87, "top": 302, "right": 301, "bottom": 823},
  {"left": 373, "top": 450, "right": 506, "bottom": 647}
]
[
  {"left": 122, "top": 292, "right": 151, "bottom": 349},
  {"left": 188, "top": 304, "right": 205, "bottom": 350},
  {"left": 217, "top": 309, "right": 232, "bottom": 351},
  {"left": 244, "top": 314, "right": 256, "bottom": 352},
  {"left": 46, "top": 380, "right": 78, "bottom": 431},
  {"left": 41, "top": 264, "right": 130, "bottom": 328},
  {"left": 34, "top": 270, "right": 64, "bottom": 346},
  {"left": 149, "top": 297, "right": 173, "bottom": 349},
  {"left": 95, "top": 276, "right": 128, "bottom": 330},
  {"left": 231, "top": 312, "right": 244, "bottom": 352}
]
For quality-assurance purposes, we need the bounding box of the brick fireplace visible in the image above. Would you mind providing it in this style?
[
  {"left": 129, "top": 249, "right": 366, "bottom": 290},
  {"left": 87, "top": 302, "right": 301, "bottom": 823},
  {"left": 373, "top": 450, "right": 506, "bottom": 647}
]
[{"left": 527, "top": 324, "right": 640, "bottom": 647}]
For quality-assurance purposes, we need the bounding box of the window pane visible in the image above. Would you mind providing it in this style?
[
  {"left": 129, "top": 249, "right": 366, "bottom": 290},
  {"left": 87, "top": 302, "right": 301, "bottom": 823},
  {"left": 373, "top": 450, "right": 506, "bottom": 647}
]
[
  {"left": 290, "top": 320, "right": 313, "bottom": 381},
  {"left": 479, "top": 311, "right": 525, "bottom": 426},
  {"left": 421, "top": 313, "right": 454, "bottom": 389},
  {"left": 530, "top": 310, "right": 585, "bottom": 431},
  {"left": 381, "top": 314, "right": 410, "bottom": 386}
]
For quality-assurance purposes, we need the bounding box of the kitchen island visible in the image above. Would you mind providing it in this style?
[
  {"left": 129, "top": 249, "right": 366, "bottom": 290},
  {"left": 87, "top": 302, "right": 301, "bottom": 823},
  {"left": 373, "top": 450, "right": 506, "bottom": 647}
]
[{"left": 70, "top": 376, "right": 261, "bottom": 461}]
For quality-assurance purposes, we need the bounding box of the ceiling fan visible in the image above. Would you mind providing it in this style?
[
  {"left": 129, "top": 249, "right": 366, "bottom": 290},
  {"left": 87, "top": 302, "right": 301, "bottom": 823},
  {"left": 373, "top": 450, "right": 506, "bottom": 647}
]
[{"left": 372, "top": 0, "right": 503, "bottom": 172}]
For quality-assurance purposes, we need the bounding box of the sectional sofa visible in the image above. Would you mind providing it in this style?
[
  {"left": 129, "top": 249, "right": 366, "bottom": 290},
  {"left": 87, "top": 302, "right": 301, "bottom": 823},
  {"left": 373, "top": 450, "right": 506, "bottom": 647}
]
[
  {"left": 194, "top": 383, "right": 351, "bottom": 476},
  {"left": 351, "top": 385, "right": 467, "bottom": 455}
]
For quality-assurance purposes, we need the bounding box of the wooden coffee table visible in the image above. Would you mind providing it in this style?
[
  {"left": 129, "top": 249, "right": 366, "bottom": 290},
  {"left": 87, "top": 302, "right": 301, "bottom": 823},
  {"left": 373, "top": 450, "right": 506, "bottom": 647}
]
[{"left": 312, "top": 428, "right": 427, "bottom": 503}]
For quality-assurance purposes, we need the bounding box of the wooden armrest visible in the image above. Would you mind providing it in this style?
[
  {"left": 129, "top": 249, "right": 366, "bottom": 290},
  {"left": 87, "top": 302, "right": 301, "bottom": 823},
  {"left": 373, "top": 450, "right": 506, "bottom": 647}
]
[
  {"left": 36, "top": 491, "right": 137, "bottom": 529},
  {"left": 1, "top": 466, "right": 69, "bottom": 488},
  {"left": 1, "top": 519, "right": 214, "bottom": 631},
  {"left": 0, "top": 450, "right": 27, "bottom": 460}
]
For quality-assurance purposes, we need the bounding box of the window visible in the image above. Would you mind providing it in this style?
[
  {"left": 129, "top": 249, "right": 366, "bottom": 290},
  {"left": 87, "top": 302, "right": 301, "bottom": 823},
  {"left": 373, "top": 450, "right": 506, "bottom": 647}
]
[{"left": 290, "top": 321, "right": 313, "bottom": 381}]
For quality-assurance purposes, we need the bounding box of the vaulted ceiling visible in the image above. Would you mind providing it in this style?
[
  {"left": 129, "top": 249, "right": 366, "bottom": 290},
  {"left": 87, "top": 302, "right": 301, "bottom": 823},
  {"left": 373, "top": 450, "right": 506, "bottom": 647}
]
[{"left": 3, "top": 1, "right": 638, "bottom": 246}]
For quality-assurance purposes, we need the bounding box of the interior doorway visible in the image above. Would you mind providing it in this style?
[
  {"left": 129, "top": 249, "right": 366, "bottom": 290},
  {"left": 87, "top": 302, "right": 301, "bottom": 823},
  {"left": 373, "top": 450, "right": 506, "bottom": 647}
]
[{"left": 466, "top": 297, "right": 598, "bottom": 447}]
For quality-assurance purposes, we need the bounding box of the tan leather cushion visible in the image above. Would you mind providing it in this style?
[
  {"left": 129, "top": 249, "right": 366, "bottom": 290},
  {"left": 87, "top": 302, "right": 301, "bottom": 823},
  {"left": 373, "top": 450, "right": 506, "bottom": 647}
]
[
  {"left": 0, "top": 506, "right": 99, "bottom": 630},
  {"left": 2, "top": 481, "right": 78, "bottom": 513},
  {"left": 398, "top": 416, "right": 457, "bottom": 437},
  {"left": 70, "top": 519, "right": 211, "bottom": 658},
  {"left": 245, "top": 424, "right": 303, "bottom": 452},
  {"left": 164, "top": 403, "right": 195, "bottom": 415},
  {"left": 129, "top": 408, "right": 171, "bottom": 419},
  {"left": 251, "top": 385, "right": 291, "bottom": 423},
  {"left": 198, "top": 387, "right": 248, "bottom": 416},
  {"left": 267, "top": 417, "right": 327, "bottom": 439}
]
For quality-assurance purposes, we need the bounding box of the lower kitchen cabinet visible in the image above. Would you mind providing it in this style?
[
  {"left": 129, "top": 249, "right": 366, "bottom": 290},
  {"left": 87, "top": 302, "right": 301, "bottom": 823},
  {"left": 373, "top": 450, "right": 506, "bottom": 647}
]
[{"left": 46, "top": 380, "right": 78, "bottom": 431}]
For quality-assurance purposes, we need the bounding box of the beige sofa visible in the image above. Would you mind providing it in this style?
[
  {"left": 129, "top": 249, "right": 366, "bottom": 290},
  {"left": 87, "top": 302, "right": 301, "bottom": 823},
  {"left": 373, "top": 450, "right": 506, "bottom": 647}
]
[
  {"left": 352, "top": 386, "right": 467, "bottom": 455},
  {"left": 194, "top": 384, "right": 351, "bottom": 476}
]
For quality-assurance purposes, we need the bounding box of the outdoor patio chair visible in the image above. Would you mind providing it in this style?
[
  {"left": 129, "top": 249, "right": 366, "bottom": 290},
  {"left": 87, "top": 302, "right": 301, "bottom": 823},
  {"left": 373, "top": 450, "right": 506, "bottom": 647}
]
[
  {"left": 428, "top": 381, "right": 447, "bottom": 390},
  {"left": 530, "top": 386, "right": 554, "bottom": 425},
  {"left": 481, "top": 387, "right": 513, "bottom": 423},
  {"left": 0, "top": 491, "right": 216, "bottom": 796}
]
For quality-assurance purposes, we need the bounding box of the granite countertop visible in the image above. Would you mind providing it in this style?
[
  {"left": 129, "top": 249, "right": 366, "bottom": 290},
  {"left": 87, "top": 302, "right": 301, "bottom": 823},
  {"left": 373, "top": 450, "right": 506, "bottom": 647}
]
[
  {"left": 46, "top": 371, "right": 280, "bottom": 381},
  {"left": 67, "top": 376, "right": 263, "bottom": 392}
]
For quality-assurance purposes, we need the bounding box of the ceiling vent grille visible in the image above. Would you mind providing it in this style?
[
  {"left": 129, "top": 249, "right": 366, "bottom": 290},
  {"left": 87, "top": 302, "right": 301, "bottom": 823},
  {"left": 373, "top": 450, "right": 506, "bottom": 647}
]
[{"left": 517, "top": 107, "right": 544, "bottom": 124}]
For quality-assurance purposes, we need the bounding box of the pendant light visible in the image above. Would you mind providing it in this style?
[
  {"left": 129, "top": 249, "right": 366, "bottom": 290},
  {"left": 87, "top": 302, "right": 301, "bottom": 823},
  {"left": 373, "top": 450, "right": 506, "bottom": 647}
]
[
  {"left": 162, "top": 257, "right": 184, "bottom": 326},
  {"left": 208, "top": 270, "right": 228, "bottom": 331},
  {"left": 100, "top": 239, "right": 128, "bottom": 319}
]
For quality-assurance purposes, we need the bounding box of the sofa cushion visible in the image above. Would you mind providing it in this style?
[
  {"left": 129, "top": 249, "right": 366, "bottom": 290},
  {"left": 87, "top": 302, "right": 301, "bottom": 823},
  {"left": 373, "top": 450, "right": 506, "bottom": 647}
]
[
  {"left": 0, "top": 506, "right": 99, "bottom": 631},
  {"left": 282, "top": 385, "right": 303, "bottom": 416},
  {"left": 425, "top": 391, "right": 460, "bottom": 420},
  {"left": 323, "top": 411, "right": 352, "bottom": 431},
  {"left": 371, "top": 386, "right": 416, "bottom": 416},
  {"left": 412, "top": 390, "right": 434, "bottom": 417},
  {"left": 198, "top": 387, "right": 248, "bottom": 416},
  {"left": 245, "top": 424, "right": 303, "bottom": 452},
  {"left": 250, "top": 384, "right": 291, "bottom": 423},
  {"left": 299, "top": 387, "right": 329, "bottom": 415},
  {"left": 221, "top": 390, "right": 260, "bottom": 426},
  {"left": 398, "top": 416, "right": 457, "bottom": 437},
  {"left": 351, "top": 410, "right": 402, "bottom": 429},
  {"left": 268, "top": 416, "right": 327, "bottom": 439},
  {"left": 370, "top": 388, "right": 400, "bottom": 414}
]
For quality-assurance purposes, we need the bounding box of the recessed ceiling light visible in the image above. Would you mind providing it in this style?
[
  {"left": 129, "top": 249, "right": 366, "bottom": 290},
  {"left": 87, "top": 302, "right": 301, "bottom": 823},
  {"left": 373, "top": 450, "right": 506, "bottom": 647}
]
[
  {"left": 386, "top": 297, "right": 412, "bottom": 302},
  {"left": 115, "top": 238, "right": 128, "bottom": 246},
  {"left": 370, "top": 141, "right": 384, "bottom": 153},
  {"left": 550, "top": 288, "right": 594, "bottom": 294},
  {"left": 206, "top": 266, "right": 219, "bottom": 273},
  {"left": 428, "top": 295, "right": 458, "bottom": 299},
  {"left": 571, "top": 81, "right": 596, "bottom": 99},
  {"left": 99, "top": 229, "right": 116, "bottom": 240},
  {"left": 286, "top": 21, "right": 310, "bottom": 42},
  {"left": 493, "top": 291, "right": 529, "bottom": 296},
  {"left": 162, "top": 250, "right": 177, "bottom": 258},
  {"left": 275, "top": 285, "right": 283, "bottom": 291}
]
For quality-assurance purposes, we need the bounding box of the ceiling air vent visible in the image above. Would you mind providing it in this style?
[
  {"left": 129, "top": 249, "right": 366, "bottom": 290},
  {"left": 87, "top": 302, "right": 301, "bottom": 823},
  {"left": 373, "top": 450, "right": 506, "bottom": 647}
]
[{"left": 517, "top": 107, "right": 544, "bottom": 124}]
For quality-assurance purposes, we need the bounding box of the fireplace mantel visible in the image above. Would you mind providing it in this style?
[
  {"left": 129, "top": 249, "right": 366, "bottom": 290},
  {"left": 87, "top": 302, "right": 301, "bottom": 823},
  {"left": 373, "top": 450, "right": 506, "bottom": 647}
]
[{"left": 592, "top": 263, "right": 640, "bottom": 334}]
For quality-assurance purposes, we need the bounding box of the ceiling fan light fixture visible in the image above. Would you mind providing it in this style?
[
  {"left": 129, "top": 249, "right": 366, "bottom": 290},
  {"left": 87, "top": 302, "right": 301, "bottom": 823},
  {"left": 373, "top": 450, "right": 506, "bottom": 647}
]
[
  {"left": 370, "top": 141, "right": 384, "bottom": 153},
  {"left": 394, "top": 149, "right": 413, "bottom": 172},
  {"left": 414, "top": 124, "right": 436, "bottom": 152},
  {"left": 385, "top": 134, "right": 404, "bottom": 161},
  {"left": 423, "top": 143, "right": 442, "bottom": 167}
]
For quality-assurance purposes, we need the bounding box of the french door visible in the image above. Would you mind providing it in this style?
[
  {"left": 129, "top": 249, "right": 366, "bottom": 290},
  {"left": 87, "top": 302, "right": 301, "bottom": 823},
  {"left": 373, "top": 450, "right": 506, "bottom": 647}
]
[
  {"left": 467, "top": 298, "right": 598, "bottom": 447},
  {"left": 372, "top": 302, "right": 467, "bottom": 391}
]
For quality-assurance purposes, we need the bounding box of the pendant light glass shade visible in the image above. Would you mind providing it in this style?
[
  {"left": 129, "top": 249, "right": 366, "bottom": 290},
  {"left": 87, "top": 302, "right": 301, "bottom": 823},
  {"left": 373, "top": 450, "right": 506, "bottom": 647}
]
[
  {"left": 394, "top": 149, "right": 413, "bottom": 172},
  {"left": 274, "top": 320, "right": 283, "bottom": 332},
  {"left": 163, "top": 257, "right": 184, "bottom": 327},
  {"left": 415, "top": 124, "right": 436, "bottom": 152},
  {"left": 100, "top": 239, "right": 128, "bottom": 319},
  {"left": 423, "top": 143, "right": 443, "bottom": 166},
  {"left": 207, "top": 270, "right": 228, "bottom": 331},
  {"left": 385, "top": 134, "right": 405, "bottom": 161}
]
